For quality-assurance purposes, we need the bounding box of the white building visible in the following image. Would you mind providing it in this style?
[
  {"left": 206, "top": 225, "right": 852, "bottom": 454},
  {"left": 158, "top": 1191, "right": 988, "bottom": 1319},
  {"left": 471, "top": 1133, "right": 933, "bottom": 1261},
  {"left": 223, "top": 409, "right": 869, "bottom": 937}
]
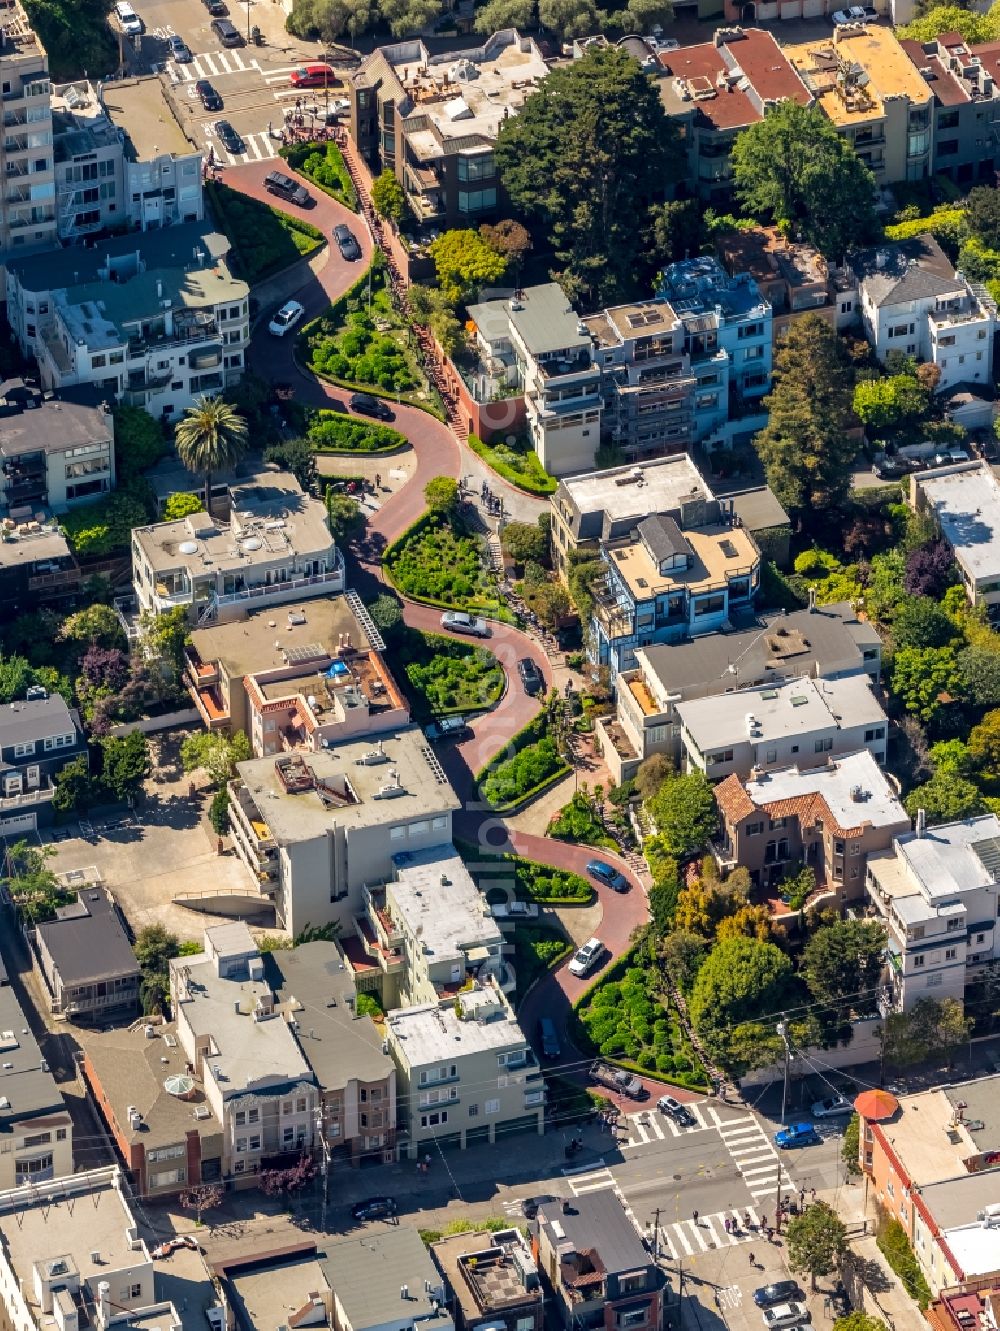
[
  {"left": 385, "top": 979, "right": 544, "bottom": 1158},
  {"left": 129, "top": 470, "right": 342, "bottom": 624},
  {"left": 910, "top": 460, "right": 1000, "bottom": 619},
  {"left": 6, "top": 224, "right": 248, "bottom": 420},
  {"left": 0, "top": 381, "right": 114, "bottom": 517},
  {"left": 677, "top": 674, "right": 889, "bottom": 781},
  {"left": 169, "top": 922, "right": 319, "bottom": 1184},
  {"left": 0, "top": 0, "right": 56, "bottom": 260},
  {"left": 852, "top": 235, "right": 996, "bottom": 390},
  {"left": 0, "top": 985, "right": 73, "bottom": 1190},
  {"left": 866, "top": 814, "right": 1000, "bottom": 1015}
]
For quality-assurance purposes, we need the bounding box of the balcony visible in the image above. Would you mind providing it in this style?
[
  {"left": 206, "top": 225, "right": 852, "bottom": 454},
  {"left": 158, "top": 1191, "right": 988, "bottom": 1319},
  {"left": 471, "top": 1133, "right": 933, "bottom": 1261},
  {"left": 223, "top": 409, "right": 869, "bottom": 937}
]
[
  {"left": 353, "top": 914, "right": 404, "bottom": 974},
  {"left": 0, "top": 782, "right": 55, "bottom": 812},
  {"left": 192, "top": 683, "right": 228, "bottom": 730},
  {"left": 210, "top": 560, "right": 346, "bottom": 609},
  {"left": 363, "top": 883, "right": 404, "bottom": 951}
]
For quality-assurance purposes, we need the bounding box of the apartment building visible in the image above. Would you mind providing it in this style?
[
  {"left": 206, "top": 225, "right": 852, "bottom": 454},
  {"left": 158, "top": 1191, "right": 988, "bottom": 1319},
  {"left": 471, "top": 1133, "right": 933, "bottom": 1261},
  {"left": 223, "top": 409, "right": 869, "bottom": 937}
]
[
  {"left": 169, "top": 922, "right": 319, "bottom": 1184},
  {"left": 185, "top": 593, "right": 403, "bottom": 749},
  {"left": 592, "top": 501, "right": 761, "bottom": 676},
  {"left": 677, "top": 673, "right": 889, "bottom": 780},
  {"left": 129, "top": 471, "right": 343, "bottom": 626},
  {"left": 851, "top": 235, "right": 995, "bottom": 390},
  {"left": 321, "top": 1229, "right": 454, "bottom": 1331},
  {"left": 898, "top": 34, "right": 1000, "bottom": 184},
  {"left": 359, "top": 845, "right": 504, "bottom": 1010},
  {"left": 596, "top": 600, "right": 881, "bottom": 781},
  {"left": 656, "top": 256, "right": 772, "bottom": 444},
  {"left": 386, "top": 978, "right": 544, "bottom": 1157},
  {"left": 928, "top": 1287, "right": 1000, "bottom": 1331},
  {"left": 35, "top": 887, "right": 141, "bottom": 1023},
  {"left": 714, "top": 750, "right": 909, "bottom": 896},
  {"left": 715, "top": 227, "right": 850, "bottom": 344},
  {"left": 349, "top": 30, "right": 547, "bottom": 228},
  {"left": 0, "top": 519, "right": 79, "bottom": 616},
  {"left": 227, "top": 728, "right": 461, "bottom": 934},
  {"left": 866, "top": 814, "right": 1000, "bottom": 1015},
  {"left": 534, "top": 1192, "right": 664, "bottom": 1331},
  {"left": 786, "top": 25, "right": 933, "bottom": 185},
  {"left": 656, "top": 27, "right": 811, "bottom": 205},
  {"left": 910, "top": 461, "right": 1000, "bottom": 618},
  {"left": 432, "top": 1228, "right": 543, "bottom": 1331},
  {"left": 0, "top": 0, "right": 56, "bottom": 260},
  {"left": 857, "top": 1077, "right": 1000, "bottom": 1294},
  {"left": 51, "top": 77, "right": 203, "bottom": 241},
  {"left": 0, "top": 380, "right": 114, "bottom": 518},
  {"left": 5, "top": 223, "right": 249, "bottom": 419},
  {"left": 0, "top": 692, "right": 85, "bottom": 839},
  {"left": 0, "top": 984, "right": 73, "bottom": 1189}
]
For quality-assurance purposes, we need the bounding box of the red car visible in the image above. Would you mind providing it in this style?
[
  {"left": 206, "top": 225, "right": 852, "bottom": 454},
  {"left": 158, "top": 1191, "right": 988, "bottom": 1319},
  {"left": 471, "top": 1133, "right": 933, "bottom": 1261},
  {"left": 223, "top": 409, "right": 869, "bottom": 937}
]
[{"left": 290, "top": 63, "right": 339, "bottom": 89}]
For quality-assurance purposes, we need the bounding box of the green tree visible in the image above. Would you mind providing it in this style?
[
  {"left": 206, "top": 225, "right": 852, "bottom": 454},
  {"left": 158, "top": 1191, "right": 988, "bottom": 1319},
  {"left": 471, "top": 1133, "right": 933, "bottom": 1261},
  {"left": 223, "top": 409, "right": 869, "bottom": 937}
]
[
  {"left": 1, "top": 840, "right": 74, "bottom": 924},
  {"left": 59, "top": 604, "right": 123, "bottom": 646},
  {"left": 898, "top": 3, "right": 1000, "bottom": 43},
  {"left": 929, "top": 738, "right": 974, "bottom": 777},
  {"left": 379, "top": 0, "right": 439, "bottom": 36},
  {"left": 501, "top": 520, "right": 548, "bottom": 566},
  {"left": 424, "top": 476, "right": 460, "bottom": 519},
  {"left": 326, "top": 489, "right": 363, "bottom": 544},
  {"left": 802, "top": 920, "right": 886, "bottom": 1008},
  {"left": 139, "top": 606, "right": 190, "bottom": 679},
  {"left": 963, "top": 186, "right": 1000, "bottom": 247},
  {"left": 495, "top": 46, "right": 681, "bottom": 306},
  {"left": 652, "top": 198, "right": 703, "bottom": 265},
  {"left": 853, "top": 374, "right": 930, "bottom": 435},
  {"left": 100, "top": 731, "right": 151, "bottom": 804},
  {"left": 882, "top": 996, "right": 971, "bottom": 1068},
  {"left": 786, "top": 1201, "right": 848, "bottom": 1290},
  {"left": 134, "top": 923, "right": 181, "bottom": 976},
  {"left": 731, "top": 100, "right": 878, "bottom": 258},
  {"left": 689, "top": 936, "right": 795, "bottom": 1072},
  {"left": 892, "top": 597, "right": 958, "bottom": 650},
  {"left": 52, "top": 755, "right": 100, "bottom": 815},
  {"left": 635, "top": 753, "right": 672, "bottom": 803},
  {"left": 620, "top": 0, "right": 674, "bottom": 32},
  {"left": 890, "top": 644, "right": 963, "bottom": 723},
  {"left": 113, "top": 404, "right": 168, "bottom": 484},
  {"left": 209, "top": 786, "right": 230, "bottom": 836},
  {"left": 0, "top": 653, "right": 36, "bottom": 704},
  {"left": 755, "top": 315, "right": 856, "bottom": 521},
  {"left": 904, "top": 771, "right": 985, "bottom": 824},
  {"left": 371, "top": 168, "right": 408, "bottom": 222},
  {"left": 163, "top": 492, "right": 204, "bottom": 521},
  {"left": 406, "top": 283, "right": 463, "bottom": 357},
  {"left": 428, "top": 230, "right": 508, "bottom": 306},
  {"left": 644, "top": 770, "right": 716, "bottom": 858},
  {"left": 369, "top": 592, "right": 405, "bottom": 640},
  {"left": 180, "top": 730, "right": 252, "bottom": 789},
  {"left": 473, "top": 0, "right": 535, "bottom": 30},
  {"left": 969, "top": 707, "right": 1000, "bottom": 784},
  {"left": 958, "top": 644, "right": 1000, "bottom": 708},
  {"left": 174, "top": 396, "right": 249, "bottom": 514},
  {"left": 264, "top": 438, "right": 317, "bottom": 494},
  {"left": 841, "top": 1115, "right": 863, "bottom": 1180},
  {"left": 537, "top": 0, "right": 599, "bottom": 38}
]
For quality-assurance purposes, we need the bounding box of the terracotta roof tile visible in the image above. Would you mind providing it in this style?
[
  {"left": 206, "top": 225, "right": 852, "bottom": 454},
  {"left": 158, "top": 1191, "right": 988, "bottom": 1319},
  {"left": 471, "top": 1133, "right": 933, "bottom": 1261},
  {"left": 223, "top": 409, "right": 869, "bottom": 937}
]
[{"left": 715, "top": 774, "right": 756, "bottom": 824}]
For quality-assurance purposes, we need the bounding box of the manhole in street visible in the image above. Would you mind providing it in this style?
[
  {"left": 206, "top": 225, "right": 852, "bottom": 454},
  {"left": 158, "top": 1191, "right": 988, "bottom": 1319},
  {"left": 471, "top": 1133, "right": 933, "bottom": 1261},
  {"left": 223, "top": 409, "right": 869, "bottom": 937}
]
[{"left": 672, "top": 1174, "right": 681, "bottom": 1181}]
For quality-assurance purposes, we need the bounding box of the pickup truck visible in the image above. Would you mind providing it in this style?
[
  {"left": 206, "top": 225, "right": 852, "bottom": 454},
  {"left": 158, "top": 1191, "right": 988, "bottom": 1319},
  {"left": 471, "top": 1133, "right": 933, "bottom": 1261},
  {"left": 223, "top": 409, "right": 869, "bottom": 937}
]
[
  {"left": 491, "top": 901, "right": 540, "bottom": 920},
  {"left": 590, "top": 1060, "right": 647, "bottom": 1099}
]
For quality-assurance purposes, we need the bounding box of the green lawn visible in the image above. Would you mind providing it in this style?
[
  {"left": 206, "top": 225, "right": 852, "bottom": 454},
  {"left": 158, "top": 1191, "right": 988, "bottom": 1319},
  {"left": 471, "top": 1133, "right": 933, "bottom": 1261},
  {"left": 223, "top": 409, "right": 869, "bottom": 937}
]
[
  {"left": 306, "top": 411, "right": 406, "bottom": 454},
  {"left": 466, "top": 433, "right": 557, "bottom": 496},
  {"left": 385, "top": 514, "right": 511, "bottom": 620},
  {"left": 206, "top": 180, "right": 324, "bottom": 284},
  {"left": 514, "top": 924, "right": 572, "bottom": 1003},
  {"left": 396, "top": 629, "right": 503, "bottom": 718}
]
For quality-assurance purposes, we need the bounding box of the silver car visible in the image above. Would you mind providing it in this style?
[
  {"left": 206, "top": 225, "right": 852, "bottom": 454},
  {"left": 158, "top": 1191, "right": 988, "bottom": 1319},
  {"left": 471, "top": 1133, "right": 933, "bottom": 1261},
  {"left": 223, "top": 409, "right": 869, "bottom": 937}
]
[{"left": 441, "top": 611, "right": 490, "bottom": 638}]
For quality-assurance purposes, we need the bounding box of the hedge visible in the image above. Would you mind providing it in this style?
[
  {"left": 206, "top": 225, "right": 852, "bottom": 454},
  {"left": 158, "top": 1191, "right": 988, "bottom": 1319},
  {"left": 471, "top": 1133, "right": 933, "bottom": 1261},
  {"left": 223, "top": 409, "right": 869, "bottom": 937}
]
[
  {"left": 466, "top": 433, "right": 557, "bottom": 496},
  {"left": 279, "top": 140, "right": 357, "bottom": 209},
  {"left": 306, "top": 411, "right": 406, "bottom": 454},
  {"left": 205, "top": 180, "right": 324, "bottom": 284},
  {"left": 383, "top": 512, "right": 515, "bottom": 623},
  {"left": 877, "top": 1219, "right": 932, "bottom": 1309},
  {"left": 454, "top": 837, "right": 594, "bottom": 904},
  {"left": 884, "top": 208, "right": 966, "bottom": 245},
  {"left": 475, "top": 712, "right": 569, "bottom": 812},
  {"left": 397, "top": 630, "right": 504, "bottom": 718}
]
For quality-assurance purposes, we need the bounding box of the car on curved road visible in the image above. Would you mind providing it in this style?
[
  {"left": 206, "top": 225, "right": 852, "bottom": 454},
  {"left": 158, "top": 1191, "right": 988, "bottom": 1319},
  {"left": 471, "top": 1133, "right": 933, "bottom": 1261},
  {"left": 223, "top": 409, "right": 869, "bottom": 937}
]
[
  {"left": 586, "top": 859, "right": 629, "bottom": 893},
  {"left": 349, "top": 391, "right": 394, "bottom": 421},
  {"left": 268, "top": 300, "right": 305, "bottom": 338},
  {"left": 775, "top": 1122, "right": 821, "bottom": 1149},
  {"left": 441, "top": 611, "right": 490, "bottom": 638},
  {"left": 518, "top": 657, "right": 543, "bottom": 695},
  {"left": 424, "top": 716, "right": 470, "bottom": 742},
  {"left": 568, "top": 936, "right": 605, "bottom": 977},
  {"left": 754, "top": 1283, "right": 805, "bottom": 1309},
  {"left": 334, "top": 223, "right": 361, "bottom": 260}
]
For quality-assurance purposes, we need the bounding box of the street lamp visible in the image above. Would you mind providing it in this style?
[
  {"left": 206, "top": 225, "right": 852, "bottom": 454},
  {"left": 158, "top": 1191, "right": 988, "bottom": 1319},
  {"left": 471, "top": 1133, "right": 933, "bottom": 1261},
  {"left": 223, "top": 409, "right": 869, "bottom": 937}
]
[{"left": 775, "top": 1017, "right": 792, "bottom": 1231}]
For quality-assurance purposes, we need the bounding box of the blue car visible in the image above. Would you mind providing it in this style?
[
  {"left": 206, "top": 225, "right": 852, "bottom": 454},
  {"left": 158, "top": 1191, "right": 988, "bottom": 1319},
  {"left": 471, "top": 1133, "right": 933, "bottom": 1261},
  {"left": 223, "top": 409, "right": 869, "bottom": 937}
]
[
  {"left": 586, "top": 859, "right": 629, "bottom": 893},
  {"left": 775, "top": 1123, "right": 821, "bottom": 1149}
]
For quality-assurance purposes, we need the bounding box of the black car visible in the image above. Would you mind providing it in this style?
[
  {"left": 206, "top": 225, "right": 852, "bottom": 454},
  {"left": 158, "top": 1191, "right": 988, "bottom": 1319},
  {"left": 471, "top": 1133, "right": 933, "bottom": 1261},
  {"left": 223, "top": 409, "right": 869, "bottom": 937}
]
[
  {"left": 196, "top": 79, "right": 223, "bottom": 111},
  {"left": 521, "top": 1194, "right": 555, "bottom": 1220},
  {"left": 264, "top": 169, "right": 313, "bottom": 208},
  {"left": 334, "top": 222, "right": 361, "bottom": 260},
  {"left": 351, "top": 1196, "right": 397, "bottom": 1222},
  {"left": 518, "top": 657, "right": 543, "bottom": 695},
  {"left": 349, "top": 392, "right": 393, "bottom": 421},
  {"left": 754, "top": 1283, "right": 806, "bottom": 1310},
  {"left": 215, "top": 120, "right": 244, "bottom": 154},
  {"left": 201, "top": 0, "right": 228, "bottom": 13},
  {"left": 211, "top": 15, "right": 243, "bottom": 44}
]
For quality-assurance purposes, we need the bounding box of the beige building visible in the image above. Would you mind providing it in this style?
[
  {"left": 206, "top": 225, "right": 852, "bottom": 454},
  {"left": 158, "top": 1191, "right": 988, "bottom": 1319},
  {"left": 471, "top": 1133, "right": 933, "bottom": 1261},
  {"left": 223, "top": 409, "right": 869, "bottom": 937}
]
[
  {"left": 386, "top": 978, "right": 544, "bottom": 1158},
  {"left": 431, "top": 1228, "right": 543, "bottom": 1331},
  {"left": 0, "top": 985, "right": 73, "bottom": 1191},
  {"left": 0, "top": 0, "right": 56, "bottom": 260}
]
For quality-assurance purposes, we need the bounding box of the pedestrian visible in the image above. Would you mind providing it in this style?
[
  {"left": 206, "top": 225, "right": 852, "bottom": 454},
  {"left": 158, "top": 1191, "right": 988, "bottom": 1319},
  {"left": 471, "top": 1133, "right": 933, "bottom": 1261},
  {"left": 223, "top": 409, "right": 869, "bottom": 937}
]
[
  {"left": 810, "top": 1188, "right": 817, "bottom": 1202},
  {"left": 724, "top": 1217, "right": 731, "bottom": 1234},
  {"left": 748, "top": 1253, "right": 756, "bottom": 1269},
  {"left": 760, "top": 1215, "right": 766, "bottom": 1229},
  {"left": 375, "top": 472, "right": 381, "bottom": 489},
  {"left": 692, "top": 1210, "right": 699, "bottom": 1224}
]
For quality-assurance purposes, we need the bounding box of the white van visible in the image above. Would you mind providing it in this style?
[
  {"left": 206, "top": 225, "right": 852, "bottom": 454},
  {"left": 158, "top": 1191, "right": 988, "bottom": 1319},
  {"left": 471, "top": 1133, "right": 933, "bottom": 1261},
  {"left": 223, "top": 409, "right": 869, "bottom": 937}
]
[{"left": 115, "top": 2, "right": 143, "bottom": 35}]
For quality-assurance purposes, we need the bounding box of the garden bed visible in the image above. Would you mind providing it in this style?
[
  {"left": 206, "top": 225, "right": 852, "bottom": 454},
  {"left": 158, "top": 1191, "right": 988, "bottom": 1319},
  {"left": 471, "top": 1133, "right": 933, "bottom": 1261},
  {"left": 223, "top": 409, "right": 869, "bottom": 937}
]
[
  {"left": 547, "top": 791, "right": 617, "bottom": 850},
  {"left": 206, "top": 180, "right": 324, "bottom": 284},
  {"left": 467, "top": 433, "right": 557, "bottom": 496},
  {"left": 60, "top": 488, "right": 154, "bottom": 558},
  {"left": 455, "top": 837, "right": 594, "bottom": 904},
  {"left": 396, "top": 629, "right": 503, "bottom": 719},
  {"left": 513, "top": 923, "right": 572, "bottom": 1003},
  {"left": 475, "top": 712, "right": 570, "bottom": 813},
  {"left": 384, "top": 513, "right": 513, "bottom": 622},
  {"left": 279, "top": 141, "right": 357, "bottom": 209},
  {"left": 574, "top": 947, "right": 709, "bottom": 1092},
  {"left": 306, "top": 410, "right": 407, "bottom": 455}
]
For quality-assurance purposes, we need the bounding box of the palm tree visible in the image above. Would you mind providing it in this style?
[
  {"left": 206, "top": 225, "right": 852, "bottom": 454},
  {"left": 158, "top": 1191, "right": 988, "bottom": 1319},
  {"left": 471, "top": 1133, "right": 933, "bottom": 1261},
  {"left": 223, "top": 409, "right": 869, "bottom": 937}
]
[{"left": 174, "top": 397, "right": 249, "bottom": 516}]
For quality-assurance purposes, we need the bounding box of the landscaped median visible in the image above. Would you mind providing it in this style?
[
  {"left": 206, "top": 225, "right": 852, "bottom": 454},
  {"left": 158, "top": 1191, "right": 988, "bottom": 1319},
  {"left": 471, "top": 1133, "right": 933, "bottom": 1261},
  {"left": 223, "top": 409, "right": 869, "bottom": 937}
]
[
  {"left": 206, "top": 180, "right": 325, "bottom": 284},
  {"left": 383, "top": 511, "right": 516, "bottom": 624},
  {"left": 474, "top": 710, "right": 570, "bottom": 814},
  {"left": 397, "top": 629, "right": 503, "bottom": 719},
  {"left": 466, "top": 433, "right": 557, "bottom": 497},
  {"left": 455, "top": 836, "right": 594, "bottom": 905},
  {"left": 279, "top": 141, "right": 357, "bottom": 210},
  {"left": 572, "top": 944, "right": 710, "bottom": 1092},
  {"left": 306, "top": 410, "right": 406, "bottom": 455}
]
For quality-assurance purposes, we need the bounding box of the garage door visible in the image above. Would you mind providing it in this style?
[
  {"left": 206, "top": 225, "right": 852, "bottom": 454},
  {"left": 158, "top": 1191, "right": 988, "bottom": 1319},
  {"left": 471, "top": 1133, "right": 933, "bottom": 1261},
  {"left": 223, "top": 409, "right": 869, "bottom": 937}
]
[{"left": 1, "top": 812, "right": 37, "bottom": 838}]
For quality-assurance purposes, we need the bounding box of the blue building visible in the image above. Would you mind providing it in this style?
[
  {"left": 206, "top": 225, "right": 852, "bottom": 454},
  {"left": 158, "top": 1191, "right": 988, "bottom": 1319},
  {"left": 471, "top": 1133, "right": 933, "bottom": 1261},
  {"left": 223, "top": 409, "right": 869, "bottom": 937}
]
[{"left": 657, "top": 257, "right": 772, "bottom": 444}]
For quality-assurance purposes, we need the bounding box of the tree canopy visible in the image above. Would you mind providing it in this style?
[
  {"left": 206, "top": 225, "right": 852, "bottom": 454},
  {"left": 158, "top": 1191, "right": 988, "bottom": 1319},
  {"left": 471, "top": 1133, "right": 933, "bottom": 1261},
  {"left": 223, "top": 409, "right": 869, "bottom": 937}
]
[
  {"left": 495, "top": 47, "right": 681, "bottom": 306},
  {"left": 730, "top": 101, "right": 878, "bottom": 258},
  {"left": 882, "top": 996, "right": 971, "bottom": 1068},
  {"left": 852, "top": 374, "right": 931, "bottom": 436},
  {"left": 786, "top": 1202, "right": 848, "bottom": 1290},
  {"left": 644, "top": 770, "right": 716, "bottom": 858},
  {"left": 898, "top": 1, "right": 1000, "bottom": 43},
  {"left": 428, "top": 229, "right": 508, "bottom": 306},
  {"left": 180, "top": 730, "right": 252, "bottom": 789},
  {"left": 689, "top": 936, "right": 795, "bottom": 1073},
  {"left": 801, "top": 920, "right": 886, "bottom": 1028}
]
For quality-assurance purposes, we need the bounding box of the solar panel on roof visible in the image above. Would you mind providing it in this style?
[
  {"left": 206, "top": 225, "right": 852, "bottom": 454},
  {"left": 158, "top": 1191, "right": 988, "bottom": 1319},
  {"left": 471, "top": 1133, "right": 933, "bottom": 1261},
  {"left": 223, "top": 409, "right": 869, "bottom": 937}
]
[
  {"left": 284, "top": 642, "right": 326, "bottom": 664},
  {"left": 972, "top": 837, "right": 1000, "bottom": 882}
]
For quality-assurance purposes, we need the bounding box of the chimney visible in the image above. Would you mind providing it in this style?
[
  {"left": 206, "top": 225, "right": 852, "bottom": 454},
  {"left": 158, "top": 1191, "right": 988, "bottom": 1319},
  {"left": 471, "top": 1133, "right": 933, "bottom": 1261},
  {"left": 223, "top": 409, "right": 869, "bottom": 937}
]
[{"left": 916, "top": 808, "right": 927, "bottom": 838}]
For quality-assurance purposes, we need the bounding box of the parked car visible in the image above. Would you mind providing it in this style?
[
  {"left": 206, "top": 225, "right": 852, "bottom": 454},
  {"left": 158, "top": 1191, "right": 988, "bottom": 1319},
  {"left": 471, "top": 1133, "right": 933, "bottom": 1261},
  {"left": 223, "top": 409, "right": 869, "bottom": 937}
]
[
  {"left": 349, "top": 391, "right": 394, "bottom": 421},
  {"left": 775, "top": 1123, "right": 822, "bottom": 1149},
  {"left": 762, "top": 1305, "right": 811, "bottom": 1330},
  {"left": 168, "top": 34, "right": 193, "bottom": 61},
  {"left": 657, "top": 1095, "right": 695, "bottom": 1126},
  {"left": 334, "top": 223, "right": 361, "bottom": 260},
  {"left": 754, "top": 1284, "right": 805, "bottom": 1310},
  {"left": 268, "top": 300, "right": 305, "bottom": 338},
  {"left": 934, "top": 448, "right": 971, "bottom": 467},
  {"left": 538, "top": 1019, "right": 560, "bottom": 1061},
  {"left": 201, "top": 0, "right": 228, "bottom": 14},
  {"left": 215, "top": 120, "right": 244, "bottom": 154},
  {"left": 491, "top": 900, "right": 540, "bottom": 920},
  {"left": 423, "top": 715, "right": 471, "bottom": 742},
  {"left": 591, "top": 1060, "right": 647, "bottom": 1099},
  {"left": 114, "top": 1, "right": 142, "bottom": 35},
  {"left": 440, "top": 611, "right": 490, "bottom": 638},
  {"left": 586, "top": 859, "right": 629, "bottom": 893},
  {"left": 569, "top": 937, "right": 605, "bottom": 978},
  {"left": 518, "top": 657, "right": 543, "bottom": 695},
  {"left": 872, "top": 456, "right": 915, "bottom": 480},
  {"left": 195, "top": 79, "right": 223, "bottom": 111},
  {"left": 351, "top": 1196, "right": 397, "bottom": 1222},
  {"left": 264, "top": 170, "right": 313, "bottom": 207},
  {"left": 211, "top": 16, "right": 243, "bottom": 44},
  {"left": 831, "top": 7, "right": 864, "bottom": 21},
  {"left": 811, "top": 1095, "right": 853, "bottom": 1119},
  {"left": 326, "top": 98, "right": 351, "bottom": 119}
]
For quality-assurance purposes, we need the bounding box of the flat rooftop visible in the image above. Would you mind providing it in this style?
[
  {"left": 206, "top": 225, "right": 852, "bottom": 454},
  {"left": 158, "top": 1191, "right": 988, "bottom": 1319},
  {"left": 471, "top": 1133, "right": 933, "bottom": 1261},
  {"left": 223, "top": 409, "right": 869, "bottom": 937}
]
[
  {"left": 506, "top": 283, "right": 589, "bottom": 359},
  {"left": 190, "top": 596, "right": 369, "bottom": 682},
  {"left": 719, "top": 227, "right": 827, "bottom": 292},
  {"left": 582, "top": 300, "right": 681, "bottom": 349},
  {"left": 101, "top": 76, "right": 193, "bottom": 160},
  {"left": 0, "top": 0, "right": 45, "bottom": 59},
  {"left": 229, "top": 1256, "right": 327, "bottom": 1331},
  {"left": 743, "top": 750, "right": 907, "bottom": 831},
  {"left": 920, "top": 1168, "right": 1000, "bottom": 1237},
  {"left": 786, "top": 26, "right": 931, "bottom": 126},
  {"left": 0, "top": 986, "right": 66, "bottom": 1129},
  {"left": 873, "top": 1079, "right": 1000, "bottom": 1186},
  {"left": 916, "top": 463, "right": 1000, "bottom": 584},
  {"left": 388, "top": 845, "right": 500, "bottom": 965},
  {"left": 890, "top": 815, "right": 1000, "bottom": 902},
  {"left": 0, "top": 394, "right": 111, "bottom": 458},
  {"left": 432, "top": 1229, "right": 541, "bottom": 1322},
  {"left": 234, "top": 727, "right": 459, "bottom": 844},
  {"left": 0, "top": 522, "right": 73, "bottom": 571},
  {"left": 387, "top": 983, "right": 527, "bottom": 1065},
  {"left": 608, "top": 522, "right": 758, "bottom": 599},
  {"left": 677, "top": 674, "right": 886, "bottom": 751},
  {"left": 559, "top": 454, "right": 712, "bottom": 528},
  {"left": 320, "top": 1227, "right": 450, "bottom": 1331},
  {"left": 659, "top": 255, "right": 770, "bottom": 321}
]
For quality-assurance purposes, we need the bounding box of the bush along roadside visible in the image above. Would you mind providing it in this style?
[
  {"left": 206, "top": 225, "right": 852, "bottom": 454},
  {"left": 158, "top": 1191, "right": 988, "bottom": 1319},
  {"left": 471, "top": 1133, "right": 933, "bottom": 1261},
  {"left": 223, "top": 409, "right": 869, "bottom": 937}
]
[
  {"left": 383, "top": 511, "right": 516, "bottom": 623},
  {"left": 306, "top": 411, "right": 407, "bottom": 454},
  {"left": 454, "top": 837, "right": 594, "bottom": 904},
  {"left": 279, "top": 140, "right": 357, "bottom": 209},
  {"left": 475, "top": 710, "right": 570, "bottom": 814},
  {"left": 466, "top": 433, "right": 557, "bottom": 497},
  {"left": 205, "top": 179, "right": 324, "bottom": 284}
]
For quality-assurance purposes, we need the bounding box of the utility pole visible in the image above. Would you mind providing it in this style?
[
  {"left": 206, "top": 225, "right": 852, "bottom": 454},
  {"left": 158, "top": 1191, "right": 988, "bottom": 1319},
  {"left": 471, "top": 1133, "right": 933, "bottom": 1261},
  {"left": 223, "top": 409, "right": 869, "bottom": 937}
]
[
  {"left": 775, "top": 1017, "right": 791, "bottom": 1229},
  {"left": 317, "top": 1109, "right": 330, "bottom": 1231},
  {"left": 652, "top": 1207, "right": 661, "bottom": 1259}
]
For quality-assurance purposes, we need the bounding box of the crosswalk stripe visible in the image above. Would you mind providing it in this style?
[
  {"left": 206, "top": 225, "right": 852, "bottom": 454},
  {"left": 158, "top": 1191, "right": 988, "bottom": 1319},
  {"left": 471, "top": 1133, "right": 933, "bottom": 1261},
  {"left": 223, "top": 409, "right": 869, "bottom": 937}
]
[
  {"left": 689, "top": 1104, "right": 711, "bottom": 1130},
  {"left": 673, "top": 1222, "right": 696, "bottom": 1256},
  {"left": 739, "top": 1158, "right": 782, "bottom": 1174},
  {"left": 719, "top": 1122, "right": 765, "bottom": 1138},
  {"left": 728, "top": 1141, "right": 770, "bottom": 1156}
]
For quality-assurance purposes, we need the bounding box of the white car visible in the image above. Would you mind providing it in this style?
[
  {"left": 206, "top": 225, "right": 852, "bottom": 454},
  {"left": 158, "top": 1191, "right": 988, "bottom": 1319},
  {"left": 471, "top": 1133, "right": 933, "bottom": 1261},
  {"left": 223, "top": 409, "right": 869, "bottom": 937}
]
[
  {"left": 268, "top": 300, "right": 305, "bottom": 337},
  {"left": 568, "top": 936, "right": 605, "bottom": 978},
  {"left": 762, "top": 1305, "right": 811, "bottom": 1330},
  {"left": 441, "top": 611, "right": 490, "bottom": 638},
  {"left": 491, "top": 901, "right": 540, "bottom": 920},
  {"left": 832, "top": 6, "right": 866, "bottom": 21},
  {"left": 811, "top": 1095, "right": 853, "bottom": 1118}
]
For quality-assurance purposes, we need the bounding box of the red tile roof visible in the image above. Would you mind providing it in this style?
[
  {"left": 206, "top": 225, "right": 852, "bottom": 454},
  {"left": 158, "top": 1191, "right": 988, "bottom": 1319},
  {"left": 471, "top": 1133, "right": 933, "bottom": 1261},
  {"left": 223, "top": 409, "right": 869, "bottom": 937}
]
[
  {"left": 898, "top": 37, "right": 969, "bottom": 107},
  {"left": 659, "top": 29, "right": 810, "bottom": 131},
  {"left": 715, "top": 774, "right": 756, "bottom": 824},
  {"left": 716, "top": 777, "right": 869, "bottom": 839},
  {"left": 726, "top": 28, "right": 812, "bottom": 106},
  {"left": 660, "top": 42, "right": 760, "bottom": 131}
]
